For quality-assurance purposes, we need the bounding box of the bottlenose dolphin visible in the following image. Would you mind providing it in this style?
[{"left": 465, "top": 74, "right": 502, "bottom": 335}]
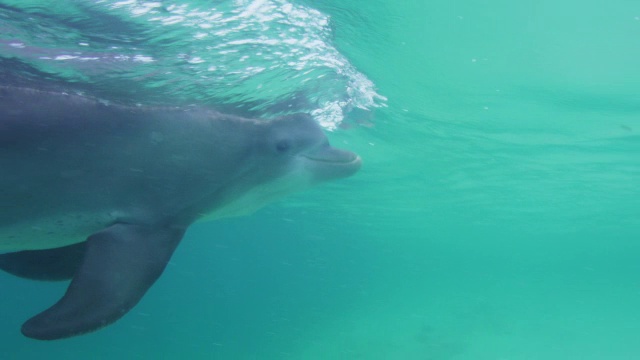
[{"left": 0, "top": 84, "right": 361, "bottom": 340}]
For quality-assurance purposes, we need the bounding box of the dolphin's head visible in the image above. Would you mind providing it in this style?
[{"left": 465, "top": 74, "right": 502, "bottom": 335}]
[
  {"left": 261, "top": 113, "right": 361, "bottom": 185},
  {"left": 204, "top": 113, "right": 361, "bottom": 220}
]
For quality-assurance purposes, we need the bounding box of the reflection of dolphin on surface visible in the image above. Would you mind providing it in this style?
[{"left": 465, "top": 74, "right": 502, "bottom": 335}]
[{"left": 0, "top": 84, "right": 361, "bottom": 340}]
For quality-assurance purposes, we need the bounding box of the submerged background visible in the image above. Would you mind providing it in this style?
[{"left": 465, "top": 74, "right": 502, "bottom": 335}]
[{"left": 1, "top": 0, "right": 639, "bottom": 359}]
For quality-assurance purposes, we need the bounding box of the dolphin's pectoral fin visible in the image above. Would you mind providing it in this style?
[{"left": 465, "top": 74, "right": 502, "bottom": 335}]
[
  {"left": 21, "top": 223, "right": 186, "bottom": 340},
  {"left": 0, "top": 242, "right": 86, "bottom": 281}
]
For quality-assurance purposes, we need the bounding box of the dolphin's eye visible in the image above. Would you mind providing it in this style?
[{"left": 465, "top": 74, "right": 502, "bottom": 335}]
[{"left": 275, "top": 139, "right": 291, "bottom": 153}]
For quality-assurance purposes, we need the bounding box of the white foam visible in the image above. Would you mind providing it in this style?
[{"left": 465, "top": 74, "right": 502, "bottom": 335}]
[{"left": 21, "top": 0, "right": 386, "bottom": 128}]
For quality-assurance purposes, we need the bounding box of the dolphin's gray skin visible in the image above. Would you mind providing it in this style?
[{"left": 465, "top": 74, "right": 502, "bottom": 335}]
[{"left": 0, "top": 84, "right": 361, "bottom": 340}]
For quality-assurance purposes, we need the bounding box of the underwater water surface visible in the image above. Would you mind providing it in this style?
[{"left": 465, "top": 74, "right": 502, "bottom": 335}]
[{"left": 1, "top": 0, "right": 640, "bottom": 359}]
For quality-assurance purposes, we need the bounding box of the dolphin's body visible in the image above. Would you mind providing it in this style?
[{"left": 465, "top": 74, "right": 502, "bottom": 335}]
[{"left": 0, "top": 84, "right": 361, "bottom": 340}]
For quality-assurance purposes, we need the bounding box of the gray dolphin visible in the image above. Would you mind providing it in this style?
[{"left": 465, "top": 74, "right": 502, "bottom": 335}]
[{"left": 0, "top": 84, "right": 361, "bottom": 340}]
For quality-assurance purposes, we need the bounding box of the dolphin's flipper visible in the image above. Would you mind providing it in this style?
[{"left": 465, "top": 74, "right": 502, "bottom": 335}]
[
  {"left": 21, "top": 223, "right": 185, "bottom": 340},
  {"left": 0, "top": 242, "right": 86, "bottom": 281}
]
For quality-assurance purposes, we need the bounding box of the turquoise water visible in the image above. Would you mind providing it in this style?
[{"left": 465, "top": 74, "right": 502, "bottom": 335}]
[{"left": 2, "top": 0, "right": 640, "bottom": 359}]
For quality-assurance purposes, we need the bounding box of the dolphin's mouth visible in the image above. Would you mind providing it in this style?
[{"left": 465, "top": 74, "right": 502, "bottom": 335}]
[{"left": 302, "top": 147, "right": 361, "bottom": 165}]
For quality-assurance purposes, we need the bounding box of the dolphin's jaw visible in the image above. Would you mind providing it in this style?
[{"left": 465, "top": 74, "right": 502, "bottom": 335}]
[{"left": 195, "top": 148, "right": 360, "bottom": 223}]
